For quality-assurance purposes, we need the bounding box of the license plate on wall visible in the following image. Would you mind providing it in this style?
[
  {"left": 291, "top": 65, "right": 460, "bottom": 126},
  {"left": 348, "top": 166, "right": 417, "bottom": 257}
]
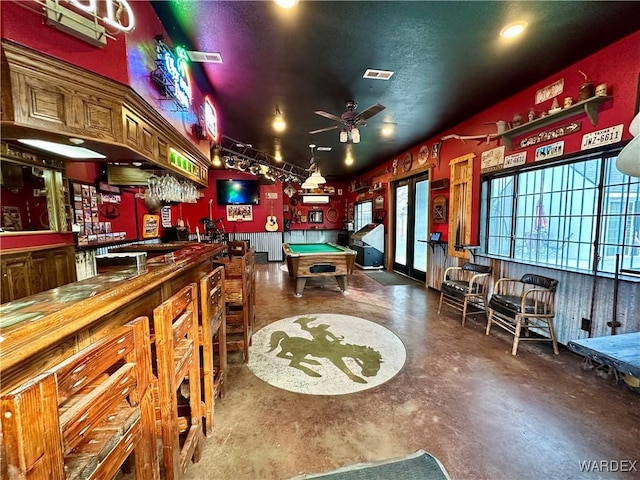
[{"left": 581, "top": 124, "right": 624, "bottom": 150}]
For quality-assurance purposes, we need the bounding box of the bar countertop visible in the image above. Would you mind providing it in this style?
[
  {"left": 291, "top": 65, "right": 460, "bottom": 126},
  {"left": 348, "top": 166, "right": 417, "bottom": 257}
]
[{"left": 0, "top": 242, "right": 226, "bottom": 372}]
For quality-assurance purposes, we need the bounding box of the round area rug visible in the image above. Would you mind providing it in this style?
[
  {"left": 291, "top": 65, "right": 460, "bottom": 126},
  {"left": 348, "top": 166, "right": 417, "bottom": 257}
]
[{"left": 248, "top": 314, "right": 406, "bottom": 395}]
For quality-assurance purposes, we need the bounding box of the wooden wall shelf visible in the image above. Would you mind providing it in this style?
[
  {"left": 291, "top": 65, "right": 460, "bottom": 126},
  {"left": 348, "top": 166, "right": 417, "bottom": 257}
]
[
  {"left": 499, "top": 95, "right": 612, "bottom": 150},
  {"left": 431, "top": 178, "right": 449, "bottom": 190}
]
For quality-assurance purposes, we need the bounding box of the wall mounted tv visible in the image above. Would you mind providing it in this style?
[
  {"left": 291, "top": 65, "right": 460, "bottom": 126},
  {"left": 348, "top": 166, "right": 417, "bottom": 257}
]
[{"left": 216, "top": 179, "right": 260, "bottom": 205}]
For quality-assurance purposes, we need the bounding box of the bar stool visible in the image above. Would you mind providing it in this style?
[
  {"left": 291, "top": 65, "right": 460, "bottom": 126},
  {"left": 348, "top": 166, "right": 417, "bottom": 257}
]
[
  {"left": 1, "top": 317, "right": 160, "bottom": 480},
  {"left": 152, "top": 283, "right": 203, "bottom": 479},
  {"left": 198, "top": 266, "right": 227, "bottom": 437},
  {"left": 214, "top": 248, "right": 255, "bottom": 362},
  {"left": 228, "top": 239, "right": 248, "bottom": 258}
]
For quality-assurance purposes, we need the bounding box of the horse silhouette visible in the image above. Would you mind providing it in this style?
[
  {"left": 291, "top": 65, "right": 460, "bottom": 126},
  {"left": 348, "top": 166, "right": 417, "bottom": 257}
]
[{"left": 268, "top": 318, "right": 383, "bottom": 383}]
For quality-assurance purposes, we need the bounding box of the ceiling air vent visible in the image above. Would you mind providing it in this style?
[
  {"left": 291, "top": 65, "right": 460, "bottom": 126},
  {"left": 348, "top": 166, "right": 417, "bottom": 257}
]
[
  {"left": 363, "top": 69, "right": 394, "bottom": 80},
  {"left": 187, "top": 51, "right": 223, "bottom": 63}
]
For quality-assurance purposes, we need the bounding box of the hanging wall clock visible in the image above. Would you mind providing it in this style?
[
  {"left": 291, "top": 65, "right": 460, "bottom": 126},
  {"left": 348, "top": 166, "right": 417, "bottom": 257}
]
[
  {"left": 418, "top": 145, "right": 429, "bottom": 165},
  {"left": 402, "top": 152, "right": 413, "bottom": 172}
]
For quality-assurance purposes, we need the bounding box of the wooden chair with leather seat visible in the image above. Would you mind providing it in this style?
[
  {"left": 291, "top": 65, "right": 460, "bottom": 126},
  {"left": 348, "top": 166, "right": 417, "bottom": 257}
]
[
  {"left": 486, "top": 273, "right": 559, "bottom": 355},
  {"left": 198, "top": 265, "right": 227, "bottom": 437},
  {"left": 0, "top": 316, "right": 160, "bottom": 480},
  {"left": 214, "top": 247, "right": 255, "bottom": 363},
  {"left": 152, "top": 283, "right": 203, "bottom": 479},
  {"left": 438, "top": 262, "right": 492, "bottom": 326}
]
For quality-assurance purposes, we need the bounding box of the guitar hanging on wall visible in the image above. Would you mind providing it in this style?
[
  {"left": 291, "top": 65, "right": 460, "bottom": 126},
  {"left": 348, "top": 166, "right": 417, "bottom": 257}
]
[{"left": 265, "top": 200, "right": 279, "bottom": 231}]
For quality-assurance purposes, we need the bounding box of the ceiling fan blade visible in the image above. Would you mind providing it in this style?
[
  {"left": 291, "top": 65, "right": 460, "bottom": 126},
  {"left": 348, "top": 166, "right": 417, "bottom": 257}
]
[
  {"left": 355, "top": 103, "right": 386, "bottom": 121},
  {"left": 309, "top": 125, "right": 339, "bottom": 134},
  {"left": 314, "top": 110, "right": 343, "bottom": 122}
]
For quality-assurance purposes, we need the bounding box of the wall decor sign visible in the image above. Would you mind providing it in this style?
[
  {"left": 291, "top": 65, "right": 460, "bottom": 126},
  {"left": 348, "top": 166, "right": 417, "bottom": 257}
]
[
  {"left": 43, "top": 0, "right": 136, "bottom": 47},
  {"left": 431, "top": 142, "right": 441, "bottom": 159},
  {"left": 535, "top": 141, "right": 564, "bottom": 161},
  {"left": 480, "top": 145, "right": 505, "bottom": 173},
  {"left": 432, "top": 195, "right": 447, "bottom": 224},
  {"left": 203, "top": 96, "right": 218, "bottom": 142},
  {"left": 418, "top": 145, "right": 430, "bottom": 165},
  {"left": 535, "top": 79, "right": 564, "bottom": 105},
  {"left": 151, "top": 40, "right": 193, "bottom": 111},
  {"left": 142, "top": 214, "right": 159, "bottom": 239},
  {"left": 161, "top": 206, "right": 172, "bottom": 228},
  {"left": 65, "top": 0, "right": 136, "bottom": 32},
  {"left": 169, "top": 148, "right": 198, "bottom": 176},
  {"left": 504, "top": 151, "right": 527, "bottom": 169},
  {"left": 580, "top": 124, "right": 624, "bottom": 150},
  {"left": 517, "top": 121, "right": 582, "bottom": 149}
]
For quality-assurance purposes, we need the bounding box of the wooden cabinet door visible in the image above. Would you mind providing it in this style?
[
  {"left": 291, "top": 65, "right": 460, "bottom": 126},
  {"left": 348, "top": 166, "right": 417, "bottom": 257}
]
[
  {"left": 31, "top": 252, "right": 48, "bottom": 293},
  {"left": 1, "top": 254, "right": 32, "bottom": 303},
  {"left": 50, "top": 247, "right": 77, "bottom": 287}
]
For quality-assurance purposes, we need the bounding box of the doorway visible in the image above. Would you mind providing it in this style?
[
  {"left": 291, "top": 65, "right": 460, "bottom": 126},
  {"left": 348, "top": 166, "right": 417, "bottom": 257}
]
[{"left": 393, "top": 174, "right": 429, "bottom": 281}]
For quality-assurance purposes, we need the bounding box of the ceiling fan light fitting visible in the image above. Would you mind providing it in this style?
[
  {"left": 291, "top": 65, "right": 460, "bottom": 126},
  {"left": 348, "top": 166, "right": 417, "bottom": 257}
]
[
  {"left": 339, "top": 129, "right": 348, "bottom": 143},
  {"left": 351, "top": 127, "right": 360, "bottom": 144}
]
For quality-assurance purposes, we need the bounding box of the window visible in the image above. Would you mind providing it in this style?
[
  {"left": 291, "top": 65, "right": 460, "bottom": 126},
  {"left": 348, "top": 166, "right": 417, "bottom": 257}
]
[
  {"left": 484, "top": 152, "right": 640, "bottom": 274},
  {"left": 354, "top": 201, "right": 373, "bottom": 232}
]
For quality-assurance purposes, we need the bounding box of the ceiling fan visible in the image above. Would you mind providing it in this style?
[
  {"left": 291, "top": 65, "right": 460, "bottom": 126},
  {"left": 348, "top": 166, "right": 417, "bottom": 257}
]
[{"left": 309, "top": 100, "right": 385, "bottom": 143}]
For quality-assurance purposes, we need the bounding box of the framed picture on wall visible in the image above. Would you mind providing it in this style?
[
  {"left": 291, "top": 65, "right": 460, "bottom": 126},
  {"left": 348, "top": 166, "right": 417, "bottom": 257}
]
[{"left": 226, "top": 204, "right": 253, "bottom": 222}]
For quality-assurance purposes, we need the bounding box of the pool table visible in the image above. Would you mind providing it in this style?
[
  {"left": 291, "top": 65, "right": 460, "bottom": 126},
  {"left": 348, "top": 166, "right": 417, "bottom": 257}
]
[{"left": 282, "top": 242, "right": 357, "bottom": 297}]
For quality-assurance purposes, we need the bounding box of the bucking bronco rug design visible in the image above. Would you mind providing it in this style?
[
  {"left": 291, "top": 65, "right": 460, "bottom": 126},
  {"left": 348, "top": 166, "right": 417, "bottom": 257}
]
[{"left": 248, "top": 314, "right": 406, "bottom": 395}]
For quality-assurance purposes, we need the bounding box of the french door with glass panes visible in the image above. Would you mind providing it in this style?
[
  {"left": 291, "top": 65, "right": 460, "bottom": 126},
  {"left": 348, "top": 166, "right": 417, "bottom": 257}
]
[{"left": 393, "top": 174, "right": 429, "bottom": 281}]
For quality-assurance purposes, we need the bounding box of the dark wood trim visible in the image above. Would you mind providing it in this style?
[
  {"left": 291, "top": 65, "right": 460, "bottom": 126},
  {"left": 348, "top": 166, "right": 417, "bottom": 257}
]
[{"left": 1, "top": 40, "right": 210, "bottom": 186}]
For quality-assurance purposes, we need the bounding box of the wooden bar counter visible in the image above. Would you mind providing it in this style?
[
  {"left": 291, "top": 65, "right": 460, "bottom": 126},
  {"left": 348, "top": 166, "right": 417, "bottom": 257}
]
[{"left": 0, "top": 242, "right": 226, "bottom": 394}]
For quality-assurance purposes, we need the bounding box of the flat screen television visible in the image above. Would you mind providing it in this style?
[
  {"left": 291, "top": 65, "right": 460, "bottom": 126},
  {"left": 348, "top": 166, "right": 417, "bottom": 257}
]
[{"left": 216, "top": 179, "right": 260, "bottom": 205}]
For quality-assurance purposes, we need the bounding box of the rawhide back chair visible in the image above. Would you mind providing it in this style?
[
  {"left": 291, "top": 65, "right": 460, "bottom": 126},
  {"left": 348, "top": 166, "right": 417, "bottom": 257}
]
[
  {"left": 486, "top": 273, "right": 559, "bottom": 355},
  {"left": 198, "top": 265, "right": 227, "bottom": 437},
  {"left": 0, "top": 317, "right": 159, "bottom": 480},
  {"left": 438, "top": 262, "right": 492, "bottom": 326}
]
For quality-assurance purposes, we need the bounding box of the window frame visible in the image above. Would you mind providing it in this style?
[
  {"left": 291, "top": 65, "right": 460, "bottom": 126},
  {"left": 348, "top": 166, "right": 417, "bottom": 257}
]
[
  {"left": 354, "top": 200, "right": 373, "bottom": 233},
  {"left": 481, "top": 147, "right": 639, "bottom": 277}
]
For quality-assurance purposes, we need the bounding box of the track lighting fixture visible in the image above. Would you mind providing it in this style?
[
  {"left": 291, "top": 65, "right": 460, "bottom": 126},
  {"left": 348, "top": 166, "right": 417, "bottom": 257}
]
[{"left": 212, "top": 144, "right": 222, "bottom": 166}]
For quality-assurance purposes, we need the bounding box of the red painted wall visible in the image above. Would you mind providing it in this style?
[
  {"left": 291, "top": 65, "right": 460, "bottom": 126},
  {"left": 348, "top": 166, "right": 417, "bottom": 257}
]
[
  {"left": 0, "top": 1, "right": 129, "bottom": 84},
  {"left": 177, "top": 170, "right": 348, "bottom": 236},
  {"left": 353, "top": 31, "right": 640, "bottom": 244}
]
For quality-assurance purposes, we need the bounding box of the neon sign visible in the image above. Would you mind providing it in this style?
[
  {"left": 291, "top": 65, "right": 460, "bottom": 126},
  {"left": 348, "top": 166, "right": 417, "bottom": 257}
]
[
  {"left": 170, "top": 148, "right": 199, "bottom": 176},
  {"left": 203, "top": 97, "right": 218, "bottom": 142},
  {"left": 68, "top": 0, "right": 136, "bottom": 32},
  {"left": 152, "top": 41, "right": 193, "bottom": 111}
]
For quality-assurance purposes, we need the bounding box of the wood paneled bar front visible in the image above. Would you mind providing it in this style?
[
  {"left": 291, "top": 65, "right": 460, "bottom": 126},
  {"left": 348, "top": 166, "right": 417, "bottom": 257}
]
[{"left": 0, "top": 242, "right": 226, "bottom": 394}]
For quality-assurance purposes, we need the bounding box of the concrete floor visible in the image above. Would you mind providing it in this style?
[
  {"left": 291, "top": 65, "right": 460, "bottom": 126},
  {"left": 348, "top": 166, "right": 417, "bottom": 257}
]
[{"left": 183, "top": 263, "right": 639, "bottom": 479}]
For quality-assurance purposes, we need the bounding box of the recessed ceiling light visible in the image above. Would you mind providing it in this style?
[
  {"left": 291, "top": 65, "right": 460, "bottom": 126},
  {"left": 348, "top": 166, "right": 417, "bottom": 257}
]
[
  {"left": 308, "top": 144, "right": 316, "bottom": 148},
  {"left": 381, "top": 125, "right": 395, "bottom": 137},
  {"left": 18, "top": 139, "right": 106, "bottom": 159},
  {"left": 274, "top": 0, "right": 298, "bottom": 8},
  {"left": 317, "top": 146, "right": 332, "bottom": 152},
  {"left": 500, "top": 21, "right": 527, "bottom": 39},
  {"left": 132, "top": 162, "right": 143, "bottom": 167}
]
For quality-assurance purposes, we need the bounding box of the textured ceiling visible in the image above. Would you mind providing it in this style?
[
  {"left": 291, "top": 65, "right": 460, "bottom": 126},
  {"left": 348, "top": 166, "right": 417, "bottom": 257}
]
[{"left": 151, "top": 1, "right": 640, "bottom": 180}]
